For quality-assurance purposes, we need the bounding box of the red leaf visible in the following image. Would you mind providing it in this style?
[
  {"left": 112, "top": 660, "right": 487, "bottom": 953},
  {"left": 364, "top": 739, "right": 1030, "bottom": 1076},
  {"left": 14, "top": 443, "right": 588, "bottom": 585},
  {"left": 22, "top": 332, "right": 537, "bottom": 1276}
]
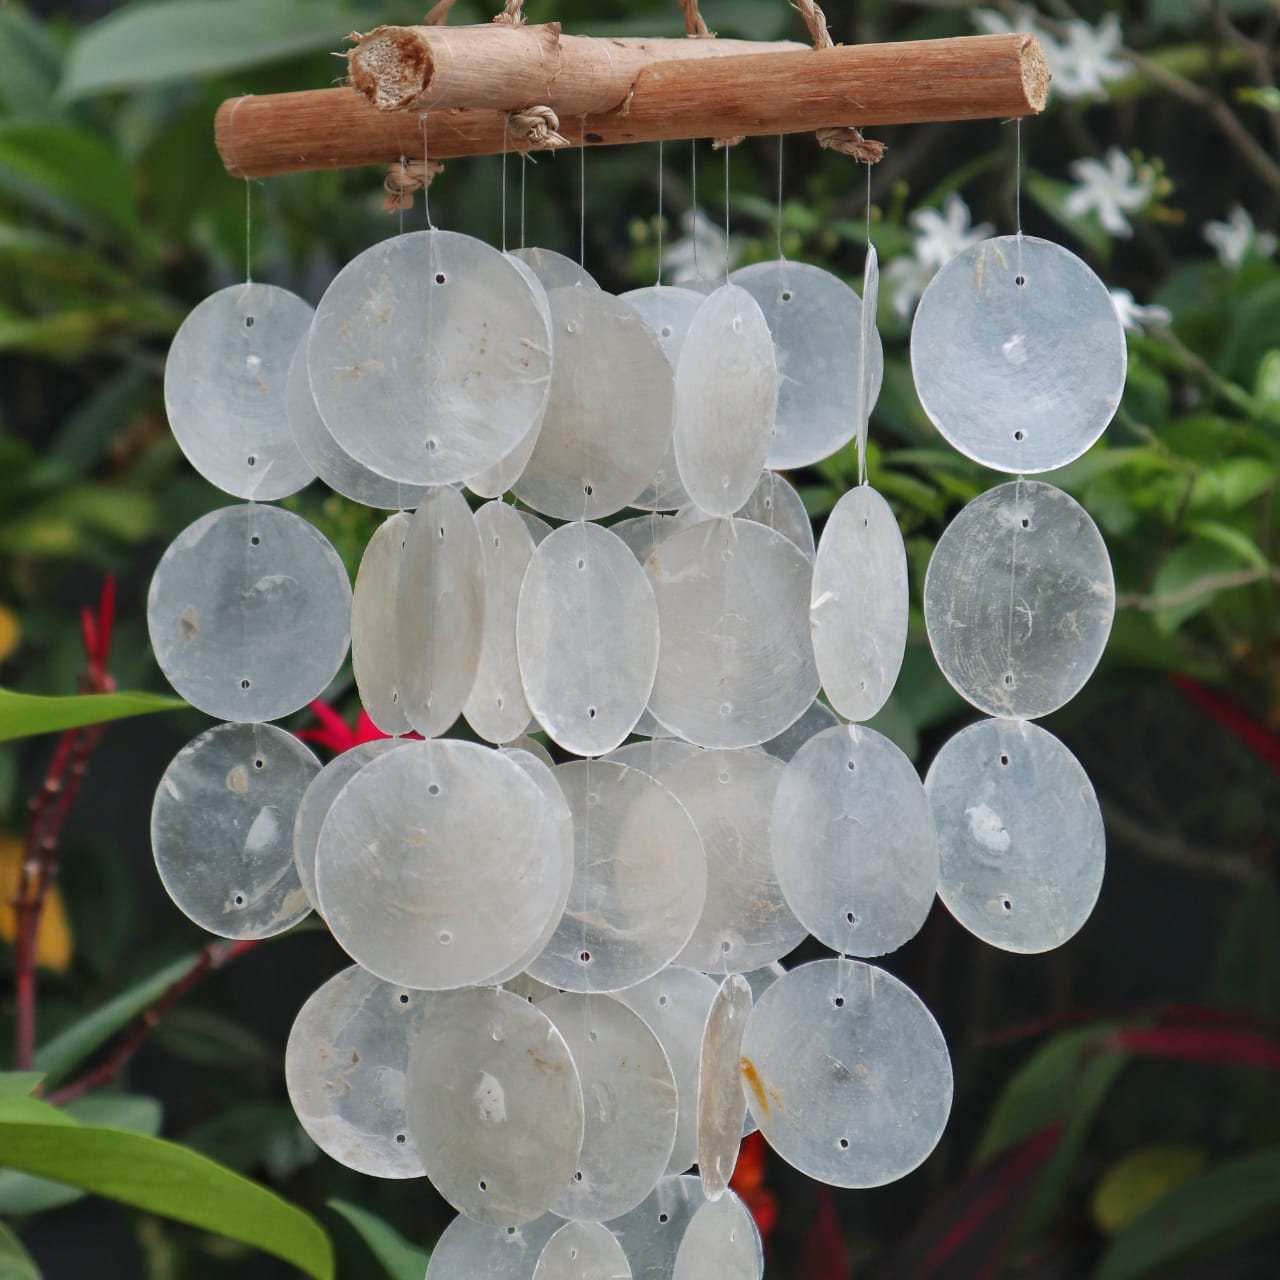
[
  {"left": 795, "top": 1188, "right": 847, "bottom": 1280},
  {"left": 1171, "top": 674, "right": 1280, "bottom": 777},
  {"left": 1102, "top": 1026, "right": 1280, "bottom": 1071}
]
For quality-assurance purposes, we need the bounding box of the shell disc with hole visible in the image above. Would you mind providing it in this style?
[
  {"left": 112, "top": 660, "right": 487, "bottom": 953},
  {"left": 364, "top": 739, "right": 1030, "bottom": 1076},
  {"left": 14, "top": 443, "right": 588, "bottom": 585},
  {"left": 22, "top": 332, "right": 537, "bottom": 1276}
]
[
  {"left": 924, "top": 717, "right": 1105, "bottom": 953},
  {"left": 923, "top": 480, "right": 1115, "bottom": 720},
  {"left": 517, "top": 522, "right": 659, "bottom": 756},
  {"left": 510, "top": 246, "right": 599, "bottom": 292},
  {"left": 284, "top": 964, "right": 431, "bottom": 1178},
  {"left": 309, "top": 230, "right": 552, "bottom": 486},
  {"left": 397, "top": 485, "right": 486, "bottom": 738},
  {"left": 910, "top": 235, "right": 1126, "bottom": 473},
  {"left": 604, "top": 738, "right": 702, "bottom": 780},
  {"left": 151, "top": 722, "right": 318, "bottom": 939},
  {"left": 740, "top": 958, "right": 952, "bottom": 1187},
  {"left": 673, "top": 285, "right": 777, "bottom": 517},
  {"left": 735, "top": 470, "right": 815, "bottom": 560},
  {"left": 426, "top": 1213, "right": 561, "bottom": 1280},
  {"left": 605, "top": 1174, "right": 706, "bottom": 1280},
  {"left": 610, "top": 511, "right": 701, "bottom": 565},
  {"left": 655, "top": 747, "right": 806, "bottom": 974},
  {"left": 464, "top": 502, "right": 539, "bottom": 744},
  {"left": 316, "top": 741, "right": 562, "bottom": 989},
  {"left": 729, "top": 259, "right": 883, "bottom": 471},
  {"left": 671, "top": 1192, "right": 762, "bottom": 1280},
  {"left": 771, "top": 725, "right": 938, "bottom": 958},
  {"left": 533, "top": 1221, "right": 632, "bottom": 1280},
  {"left": 738, "top": 964, "right": 786, "bottom": 1138},
  {"left": 645, "top": 518, "right": 818, "bottom": 750},
  {"left": 616, "top": 967, "right": 720, "bottom": 1175},
  {"left": 540, "top": 993, "right": 679, "bottom": 1221},
  {"left": 352, "top": 512, "right": 413, "bottom": 736},
  {"left": 405, "top": 986, "right": 584, "bottom": 1225},
  {"left": 811, "top": 486, "right": 908, "bottom": 723},
  {"left": 761, "top": 699, "right": 839, "bottom": 763},
  {"left": 526, "top": 760, "right": 706, "bottom": 994},
  {"left": 696, "top": 973, "right": 752, "bottom": 1200},
  {"left": 147, "top": 504, "right": 352, "bottom": 723},
  {"left": 515, "top": 289, "right": 675, "bottom": 520},
  {"left": 164, "top": 283, "right": 316, "bottom": 500}
]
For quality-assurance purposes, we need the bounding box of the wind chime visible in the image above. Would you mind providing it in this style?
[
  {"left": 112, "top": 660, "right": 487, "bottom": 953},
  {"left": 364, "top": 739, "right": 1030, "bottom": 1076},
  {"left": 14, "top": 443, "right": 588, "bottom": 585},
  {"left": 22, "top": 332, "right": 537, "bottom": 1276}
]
[{"left": 145, "top": 3, "right": 1117, "bottom": 1276}]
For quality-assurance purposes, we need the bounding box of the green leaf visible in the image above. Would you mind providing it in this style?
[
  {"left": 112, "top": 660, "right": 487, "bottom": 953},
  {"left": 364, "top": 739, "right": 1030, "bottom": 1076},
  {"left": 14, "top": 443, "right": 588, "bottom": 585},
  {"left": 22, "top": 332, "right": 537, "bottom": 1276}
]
[
  {"left": 0, "top": 5, "right": 64, "bottom": 121},
  {"left": 1091, "top": 1144, "right": 1206, "bottom": 1235},
  {"left": 0, "top": 1075, "right": 43, "bottom": 1099},
  {"left": 1150, "top": 540, "right": 1249, "bottom": 634},
  {"left": 1188, "top": 458, "right": 1276, "bottom": 513},
  {"left": 60, "top": 0, "right": 359, "bottom": 101},
  {"left": 1097, "top": 1147, "right": 1280, "bottom": 1280},
  {"left": 0, "top": 689, "right": 187, "bottom": 745},
  {"left": 1185, "top": 520, "right": 1270, "bottom": 572},
  {"left": 328, "top": 1200, "right": 430, "bottom": 1280},
  {"left": 0, "top": 1119, "right": 332, "bottom": 1279},
  {"left": 0, "top": 1222, "right": 39, "bottom": 1280},
  {"left": 1218, "top": 876, "right": 1280, "bottom": 1021}
]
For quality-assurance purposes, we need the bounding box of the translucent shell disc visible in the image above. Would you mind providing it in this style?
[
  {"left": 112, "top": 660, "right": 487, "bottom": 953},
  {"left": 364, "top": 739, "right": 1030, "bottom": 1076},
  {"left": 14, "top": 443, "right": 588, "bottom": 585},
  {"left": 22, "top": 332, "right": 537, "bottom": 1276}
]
[
  {"left": 811, "top": 486, "right": 908, "bottom": 723},
  {"left": 533, "top": 1222, "right": 632, "bottom": 1280},
  {"left": 515, "top": 289, "right": 675, "bottom": 520},
  {"left": 672, "top": 1193, "right": 762, "bottom": 1280},
  {"left": 397, "top": 485, "right": 486, "bottom": 738},
  {"left": 645, "top": 518, "right": 818, "bottom": 750},
  {"left": 526, "top": 760, "right": 706, "bottom": 994},
  {"left": 151, "top": 722, "right": 318, "bottom": 939},
  {"left": 696, "top": 973, "right": 752, "bottom": 1200},
  {"left": 309, "top": 230, "right": 552, "bottom": 486},
  {"left": 540, "top": 993, "right": 679, "bottom": 1221},
  {"left": 316, "top": 741, "right": 561, "bottom": 989},
  {"left": 517, "top": 522, "right": 660, "bottom": 757},
  {"left": 740, "top": 959, "right": 952, "bottom": 1187},
  {"left": 924, "top": 717, "right": 1105, "bottom": 953},
  {"left": 164, "top": 283, "right": 315, "bottom": 500},
  {"left": 284, "top": 964, "right": 430, "bottom": 1177},
  {"left": 405, "top": 986, "right": 585, "bottom": 1225},
  {"left": 923, "top": 480, "right": 1115, "bottom": 720},
  {"left": 910, "top": 235, "right": 1126, "bottom": 474},
  {"left": 147, "top": 504, "right": 352, "bottom": 724},
  {"left": 604, "top": 737, "right": 702, "bottom": 779},
  {"left": 605, "top": 1175, "right": 706, "bottom": 1280},
  {"left": 352, "top": 512, "right": 413, "bottom": 736},
  {"left": 729, "top": 259, "right": 883, "bottom": 470},
  {"left": 426, "top": 1213, "right": 561, "bottom": 1280},
  {"left": 673, "top": 285, "right": 777, "bottom": 517},
  {"left": 735, "top": 470, "right": 815, "bottom": 560},
  {"left": 771, "top": 724, "right": 938, "bottom": 958},
  {"left": 510, "top": 246, "right": 599, "bottom": 292}
]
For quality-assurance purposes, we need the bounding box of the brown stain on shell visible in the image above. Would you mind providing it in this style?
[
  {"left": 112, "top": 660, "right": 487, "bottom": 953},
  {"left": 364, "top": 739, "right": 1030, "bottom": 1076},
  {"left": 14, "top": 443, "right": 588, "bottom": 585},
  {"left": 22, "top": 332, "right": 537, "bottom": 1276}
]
[{"left": 741, "top": 1055, "right": 769, "bottom": 1118}]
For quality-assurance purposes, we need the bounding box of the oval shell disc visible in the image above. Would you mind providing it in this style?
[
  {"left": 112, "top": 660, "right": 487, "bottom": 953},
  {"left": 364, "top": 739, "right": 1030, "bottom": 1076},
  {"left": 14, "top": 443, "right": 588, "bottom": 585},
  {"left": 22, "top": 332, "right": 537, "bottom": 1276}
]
[
  {"left": 672, "top": 1193, "right": 762, "bottom": 1280},
  {"left": 604, "top": 737, "right": 702, "bottom": 780},
  {"left": 533, "top": 1222, "right": 632, "bottom": 1280},
  {"left": 426, "top": 1213, "right": 561, "bottom": 1280},
  {"left": 696, "top": 973, "right": 752, "bottom": 1200},
  {"left": 510, "top": 246, "right": 599, "bottom": 292},
  {"left": 352, "top": 512, "right": 413, "bottom": 736},
  {"left": 735, "top": 470, "right": 814, "bottom": 560},
  {"left": 605, "top": 1175, "right": 706, "bottom": 1280}
]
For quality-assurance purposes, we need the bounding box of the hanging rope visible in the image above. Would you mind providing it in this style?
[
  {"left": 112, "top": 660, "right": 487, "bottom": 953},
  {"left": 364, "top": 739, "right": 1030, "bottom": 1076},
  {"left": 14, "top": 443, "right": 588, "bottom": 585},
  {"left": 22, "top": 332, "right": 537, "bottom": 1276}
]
[
  {"left": 492, "top": 0, "right": 571, "bottom": 149},
  {"left": 679, "top": 0, "right": 713, "bottom": 38},
  {"left": 384, "top": 157, "right": 444, "bottom": 211}
]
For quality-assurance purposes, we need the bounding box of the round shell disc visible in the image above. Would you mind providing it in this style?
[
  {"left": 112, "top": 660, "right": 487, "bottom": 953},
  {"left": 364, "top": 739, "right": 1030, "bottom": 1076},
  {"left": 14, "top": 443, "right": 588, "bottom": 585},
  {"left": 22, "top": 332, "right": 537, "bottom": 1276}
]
[
  {"left": 517, "top": 522, "right": 659, "bottom": 756},
  {"left": 616, "top": 967, "right": 720, "bottom": 1175},
  {"left": 352, "top": 512, "right": 413, "bottom": 736},
  {"left": 924, "top": 717, "right": 1105, "bottom": 953},
  {"left": 426, "top": 1213, "right": 561, "bottom": 1280},
  {"left": 151, "top": 722, "right": 318, "bottom": 938},
  {"left": 811, "top": 486, "right": 908, "bottom": 723},
  {"left": 526, "top": 761, "right": 706, "bottom": 994},
  {"left": 910, "top": 235, "right": 1126, "bottom": 474},
  {"left": 508, "top": 734, "right": 555, "bottom": 767},
  {"left": 284, "top": 964, "right": 430, "bottom": 1177},
  {"left": 735, "top": 470, "right": 814, "bottom": 560},
  {"left": 397, "top": 485, "right": 486, "bottom": 738},
  {"left": 923, "top": 480, "right": 1115, "bottom": 720},
  {"left": 515, "top": 289, "right": 675, "bottom": 520},
  {"left": 405, "top": 986, "right": 585, "bottom": 1225},
  {"left": 672, "top": 1193, "right": 762, "bottom": 1280},
  {"left": 604, "top": 738, "right": 702, "bottom": 780},
  {"left": 540, "top": 993, "right": 679, "bottom": 1221},
  {"left": 605, "top": 1175, "right": 706, "bottom": 1280},
  {"left": 656, "top": 748, "right": 806, "bottom": 974},
  {"left": 729, "top": 259, "right": 883, "bottom": 470},
  {"left": 309, "top": 230, "right": 552, "bottom": 486},
  {"left": 164, "top": 283, "right": 316, "bottom": 500},
  {"left": 645, "top": 518, "right": 818, "bottom": 750},
  {"left": 740, "top": 958, "right": 953, "bottom": 1188},
  {"left": 738, "top": 964, "right": 786, "bottom": 1138},
  {"left": 610, "top": 511, "right": 700, "bottom": 565},
  {"left": 696, "top": 973, "right": 752, "bottom": 1200},
  {"left": 510, "top": 246, "right": 599, "bottom": 292},
  {"left": 533, "top": 1222, "right": 632, "bottom": 1280},
  {"left": 761, "top": 699, "right": 839, "bottom": 763},
  {"left": 464, "top": 502, "right": 539, "bottom": 744},
  {"left": 316, "top": 741, "right": 562, "bottom": 989},
  {"left": 147, "top": 504, "right": 352, "bottom": 723},
  {"left": 673, "top": 286, "right": 777, "bottom": 517},
  {"left": 772, "top": 725, "right": 938, "bottom": 958}
]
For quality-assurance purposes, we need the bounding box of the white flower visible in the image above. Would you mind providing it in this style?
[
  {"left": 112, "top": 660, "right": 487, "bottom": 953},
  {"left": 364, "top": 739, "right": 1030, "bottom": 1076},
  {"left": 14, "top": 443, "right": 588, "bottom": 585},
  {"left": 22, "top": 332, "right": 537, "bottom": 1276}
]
[
  {"left": 1064, "top": 148, "right": 1155, "bottom": 238},
  {"left": 885, "top": 193, "right": 993, "bottom": 318},
  {"left": 970, "top": 5, "right": 1042, "bottom": 38},
  {"left": 1110, "top": 288, "right": 1170, "bottom": 333},
  {"left": 664, "top": 209, "right": 742, "bottom": 285},
  {"left": 1203, "top": 204, "right": 1278, "bottom": 270},
  {"left": 971, "top": 9, "right": 1127, "bottom": 101},
  {"left": 885, "top": 256, "right": 937, "bottom": 321}
]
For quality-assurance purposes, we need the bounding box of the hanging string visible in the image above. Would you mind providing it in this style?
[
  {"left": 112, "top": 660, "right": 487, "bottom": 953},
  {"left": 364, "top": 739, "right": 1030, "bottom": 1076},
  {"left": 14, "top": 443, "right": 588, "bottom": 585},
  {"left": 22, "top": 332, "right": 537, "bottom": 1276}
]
[
  {"left": 1015, "top": 117, "right": 1023, "bottom": 237},
  {"left": 419, "top": 114, "right": 435, "bottom": 228},
  {"left": 520, "top": 153, "right": 528, "bottom": 249},
  {"left": 690, "top": 140, "right": 700, "bottom": 283},
  {"left": 579, "top": 121, "right": 587, "bottom": 267},
  {"left": 776, "top": 136, "right": 785, "bottom": 260},
  {"left": 857, "top": 164, "right": 878, "bottom": 489},
  {"left": 501, "top": 121, "right": 509, "bottom": 252},
  {"left": 244, "top": 176, "right": 253, "bottom": 283},
  {"left": 656, "top": 140, "right": 665, "bottom": 286},
  {"left": 723, "top": 144, "right": 731, "bottom": 283}
]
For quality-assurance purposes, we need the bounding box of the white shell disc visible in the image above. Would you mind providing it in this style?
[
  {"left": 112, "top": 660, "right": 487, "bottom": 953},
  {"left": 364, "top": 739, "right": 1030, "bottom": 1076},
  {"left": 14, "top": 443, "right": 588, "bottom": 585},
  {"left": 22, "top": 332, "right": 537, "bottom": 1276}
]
[
  {"left": 533, "top": 1222, "right": 632, "bottom": 1280},
  {"left": 923, "top": 480, "right": 1115, "bottom": 720},
  {"left": 673, "top": 285, "right": 777, "bottom": 517},
  {"left": 352, "top": 512, "right": 413, "bottom": 736},
  {"left": 517, "top": 522, "right": 659, "bottom": 757},
  {"left": 151, "top": 721, "right": 318, "bottom": 939},
  {"left": 924, "top": 717, "right": 1105, "bottom": 953},
  {"left": 672, "top": 1192, "right": 762, "bottom": 1280},
  {"left": 696, "top": 973, "right": 752, "bottom": 1200},
  {"left": 515, "top": 289, "right": 675, "bottom": 520},
  {"left": 605, "top": 1175, "right": 706, "bottom": 1280},
  {"left": 729, "top": 259, "right": 883, "bottom": 470},
  {"left": 811, "top": 486, "right": 908, "bottom": 723},
  {"left": 540, "top": 993, "right": 679, "bottom": 1221},
  {"left": 309, "top": 230, "right": 552, "bottom": 486},
  {"left": 284, "top": 964, "right": 430, "bottom": 1178},
  {"left": 426, "top": 1213, "right": 561, "bottom": 1280},
  {"left": 147, "top": 504, "right": 352, "bottom": 724},
  {"left": 610, "top": 511, "right": 700, "bottom": 565},
  {"left": 910, "top": 235, "right": 1126, "bottom": 474},
  {"left": 772, "top": 724, "right": 938, "bottom": 958},
  {"left": 761, "top": 699, "right": 839, "bottom": 763},
  {"left": 735, "top": 470, "right": 815, "bottom": 560},
  {"left": 510, "top": 246, "right": 599, "bottom": 292},
  {"left": 604, "top": 738, "right": 702, "bottom": 780},
  {"left": 645, "top": 518, "right": 818, "bottom": 750},
  {"left": 740, "top": 959, "right": 952, "bottom": 1187},
  {"left": 164, "top": 283, "right": 316, "bottom": 500},
  {"left": 405, "top": 986, "right": 585, "bottom": 1225},
  {"left": 397, "top": 485, "right": 486, "bottom": 738}
]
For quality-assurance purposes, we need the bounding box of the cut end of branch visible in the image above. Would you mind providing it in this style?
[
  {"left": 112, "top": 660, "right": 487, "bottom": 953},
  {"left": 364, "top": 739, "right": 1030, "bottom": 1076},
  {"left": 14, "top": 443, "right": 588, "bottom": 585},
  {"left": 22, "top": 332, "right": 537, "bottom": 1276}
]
[
  {"left": 1019, "top": 33, "right": 1051, "bottom": 113},
  {"left": 349, "top": 27, "right": 434, "bottom": 112}
]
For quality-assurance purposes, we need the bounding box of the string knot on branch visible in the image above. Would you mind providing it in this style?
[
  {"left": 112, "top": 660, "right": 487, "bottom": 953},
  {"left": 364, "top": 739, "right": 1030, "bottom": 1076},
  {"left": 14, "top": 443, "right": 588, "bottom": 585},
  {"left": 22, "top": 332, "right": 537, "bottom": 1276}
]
[
  {"left": 507, "top": 103, "right": 571, "bottom": 149},
  {"left": 792, "top": 0, "right": 885, "bottom": 162},
  {"left": 492, "top": 0, "right": 526, "bottom": 26},
  {"left": 679, "top": 0, "right": 714, "bottom": 38},
  {"left": 383, "top": 157, "right": 444, "bottom": 210}
]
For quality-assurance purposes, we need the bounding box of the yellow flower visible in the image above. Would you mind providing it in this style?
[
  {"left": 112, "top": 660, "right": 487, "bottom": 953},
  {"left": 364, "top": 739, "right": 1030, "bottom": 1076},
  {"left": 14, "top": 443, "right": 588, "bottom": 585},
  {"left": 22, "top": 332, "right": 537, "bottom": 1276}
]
[
  {"left": 0, "top": 834, "right": 74, "bottom": 972},
  {"left": 0, "top": 606, "right": 19, "bottom": 664}
]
